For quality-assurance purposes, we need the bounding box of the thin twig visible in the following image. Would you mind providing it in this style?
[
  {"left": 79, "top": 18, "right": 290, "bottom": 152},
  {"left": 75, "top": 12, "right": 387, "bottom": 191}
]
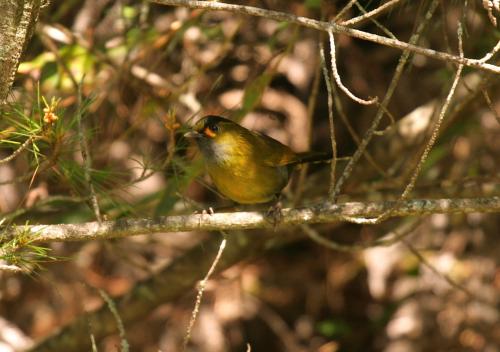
[
  {"left": 293, "top": 53, "right": 321, "bottom": 205},
  {"left": 182, "top": 236, "right": 226, "bottom": 350},
  {"left": 344, "top": 21, "right": 465, "bottom": 224},
  {"left": 248, "top": 295, "right": 304, "bottom": 352},
  {"left": 399, "top": 23, "right": 465, "bottom": 201},
  {"left": 327, "top": 29, "right": 378, "bottom": 105},
  {"left": 403, "top": 241, "right": 477, "bottom": 300},
  {"left": 349, "top": 0, "right": 398, "bottom": 39},
  {"left": 330, "top": 77, "right": 388, "bottom": 177},
  {"left": 99, "top": 290, "right": 129, "bottom": 352},
  {"left": 0, "top": 164, "right": 46, "bottom": 186},
  {"left": 334, "top": 0, "right": 357, "bottom": 22},
  {"left": 0, "top": 135, "right": 39, "bottom": 165},
  {"left": 341, "top": 0, "right": 405, "bottom": 27},
  {"left": 40, "top": 25, "right": 102, "bottom": 223},
  {"left": 76, "top": 82, "right": 102, "bottom": 224},
  {"left": 302, "top": 217, "right": 421, "bottom": 253},
  {"left": 149, "top": 0, "right": 500, "bottom": 74},
  {"left": 332, "top": 0, "right": 440, "bottom": 201},
  {"left": 319, "top": 42, "right": 338, "bottom": 198},
  {"left": 39, "top": 33, "right": 79, "bottom": 89},
  {"left": 481, "top": 88, "right": 500, "bottom": 125},
  {"left": 1, "top": 195, "right": 88, "bottom": 223},
  {"left": 479, "top": 39, "right": 500, "bottom": 63}
]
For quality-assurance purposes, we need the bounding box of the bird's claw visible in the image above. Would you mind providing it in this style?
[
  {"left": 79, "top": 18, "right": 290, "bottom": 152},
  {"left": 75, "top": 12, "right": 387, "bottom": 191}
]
[
  {"left": 266, "top": 201, "right": 282, "bottom": 230},
  {"left": 195, "top": 207, "right": 215, "bottom": 227}
]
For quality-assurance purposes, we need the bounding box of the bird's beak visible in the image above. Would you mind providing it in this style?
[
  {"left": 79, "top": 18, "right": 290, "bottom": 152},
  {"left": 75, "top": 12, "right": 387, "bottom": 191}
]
[{"left": 184, "top": 130, "right": 201, "bottom": 138}]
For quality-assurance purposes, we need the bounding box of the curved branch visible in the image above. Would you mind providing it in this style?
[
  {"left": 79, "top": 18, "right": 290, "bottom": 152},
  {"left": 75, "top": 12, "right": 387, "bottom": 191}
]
[
  {"left": 149, "top": 0, "right": 500, "bottom": 74},
  {"left": 4, "top": 197, "right": 500, "bottom": 244}
]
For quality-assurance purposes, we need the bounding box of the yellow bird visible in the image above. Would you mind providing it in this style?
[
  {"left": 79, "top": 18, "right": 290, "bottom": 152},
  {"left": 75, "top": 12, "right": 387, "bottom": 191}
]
[{"left": 185, "top": 115, "right": 331, "bottom": 205}]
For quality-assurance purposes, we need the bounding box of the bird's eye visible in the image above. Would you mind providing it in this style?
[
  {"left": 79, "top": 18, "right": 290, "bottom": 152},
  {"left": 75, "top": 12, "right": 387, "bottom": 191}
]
[{"left": 209, "top": 124, "right": 219, "bottom": 132}]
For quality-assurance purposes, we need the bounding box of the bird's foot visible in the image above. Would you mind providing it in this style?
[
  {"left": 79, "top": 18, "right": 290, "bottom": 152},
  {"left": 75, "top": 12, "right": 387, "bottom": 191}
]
[
  {"left": 194, "top": 207, "right": 215, "bottom": 227},
  {"left": 202, "top": 207, "right": 215, "bottom": 216},
  {"left": 266, "top": 201, "right": 283, "bottom": 230}
]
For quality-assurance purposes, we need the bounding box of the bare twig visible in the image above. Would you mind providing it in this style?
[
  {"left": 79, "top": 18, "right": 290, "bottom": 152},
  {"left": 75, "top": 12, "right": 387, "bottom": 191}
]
[
  {"left": 149, "top": 0, "right": 500, "bottom": 74},
  {"left": 0, "top": 160, "right": 53, "bottom": 186},
  {"left": 334, "top": 0, "right": 357, "bottom": 22},
  {"left": 182, "top": 236, "right": 226, "bottom": 350},
  {"left": 98, "top": 290, "right": 129, "bottom": 352},
  {"left": 0, "top": 135, "right": 39, "bottom": 165},
  {"left": 331, "top": 77, "right": 388, "bottom": 177},
  {"left": 479, "top": 39, "right": 500, "bottom": 63},
  {"left": 39, "top": 32, "right": 79, "bottom": 88},
  {"left": 344, "top": 23, "right": 466, "bottom": 225},
  {"left": 248, "top": 295, "right": 304, "bottom": 352},
  {"left": 482, "top": 0, "right": 499, "bottom": 26},
  {"left": 481, "top": 88, "right": 500, "bottom": 125},
  {"left": 332, "top": 0, "right": 440, "bottom": 201},
  {"left": 319, "top": 42, "right": 338, "bottom": 198},
  {"left": 327, "top": 29, "right": 378, "bottom": 105},
  {"left": 39, "top": 28, "right": 102, "bottom": 223},
  {"left": 349, "top": 0, "right": 398, "bottom": 39},
  {"left": 341, "top": 0, "right": 405, "bottom": 27},
  {"left": 293, "top": 52, "right": 321, "bottom": 205},
  {"left": 76, "top": 82, "right": 102, "bottom": 223},
  {"left": 403, "top": 241, "right": 477, "bottom": 299},
  {"left": 398, "top": 24, "right": 465, "bottom": 201},
  {"left": 302, "top": 217, "right": 421, "bottom": 253}
]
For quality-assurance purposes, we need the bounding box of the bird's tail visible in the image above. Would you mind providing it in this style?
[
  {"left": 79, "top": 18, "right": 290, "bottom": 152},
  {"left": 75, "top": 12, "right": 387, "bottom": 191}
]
[{"left": 292, "top": 151, "right": 332, "bottom": 165}]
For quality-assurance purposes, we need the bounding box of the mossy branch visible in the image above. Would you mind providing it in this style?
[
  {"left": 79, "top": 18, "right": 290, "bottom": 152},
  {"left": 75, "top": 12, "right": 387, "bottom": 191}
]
[
  {"left": 3, "top": 197, "right": 499, "bottom": 244},
  {"left": 25, "top": 196, "right": 500, "bottom": 352}
]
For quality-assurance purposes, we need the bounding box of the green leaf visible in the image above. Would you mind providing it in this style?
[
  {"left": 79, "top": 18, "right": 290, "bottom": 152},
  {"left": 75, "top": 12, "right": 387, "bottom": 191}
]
[
  {"left": 305, "top": 0, "right": 321, "bottom": 10},
  {"left": 317, "top": 319, "right": 351, "bottom": 338},
  {"left": 234, "top": 72, "right": 273, "bottom": 120}
]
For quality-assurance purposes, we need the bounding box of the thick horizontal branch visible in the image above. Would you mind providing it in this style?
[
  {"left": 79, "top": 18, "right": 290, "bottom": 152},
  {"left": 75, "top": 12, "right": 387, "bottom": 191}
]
[
  {"left": 7, "top": 197, "right": 500, "bottom": 243},
  {"left": 26, "top": 197, "right": 500, "bottom": 352},
  {"left": 150, "top": 0, "right": 500, "bottom": 75}
]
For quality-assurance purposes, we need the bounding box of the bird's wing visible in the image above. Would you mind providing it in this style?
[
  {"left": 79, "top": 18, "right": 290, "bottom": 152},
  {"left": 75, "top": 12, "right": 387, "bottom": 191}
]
[{"left": 249, "top": 130, "right": 300, "bottom": 167}]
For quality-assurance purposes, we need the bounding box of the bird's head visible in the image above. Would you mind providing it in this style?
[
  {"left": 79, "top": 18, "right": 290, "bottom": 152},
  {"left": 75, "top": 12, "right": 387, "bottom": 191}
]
[
  {"left": 184, "top": 115, "right": 229, "bottom": 140},
  {"left": 185, "top": 115, "right": 247, "bottom": 161}
]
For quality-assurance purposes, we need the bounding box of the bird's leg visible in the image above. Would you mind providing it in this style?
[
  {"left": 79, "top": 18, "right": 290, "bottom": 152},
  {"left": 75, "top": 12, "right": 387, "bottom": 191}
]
[
  {"left": 194, "top": 203, "right": 244, "bottom": 227},
  {"left": 201, "top": 207, "right": 215, "bottom": 216},
  {"left": 195, "top": 206, "right": 215, "bottom": 228},
  {"left": 266, "top": 193, "right": 283, "bottom": 230},
  {"left": 193, "top": 204, "right": 236, "bottom": 215}
]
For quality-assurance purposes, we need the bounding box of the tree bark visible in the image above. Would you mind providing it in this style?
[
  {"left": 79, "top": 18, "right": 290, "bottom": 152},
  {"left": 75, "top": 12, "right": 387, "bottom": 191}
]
[
  {"left": 0, "top": 0, "right": 41, "bottom": 105},
  {"left": 3, "top": 197, "right": 499, "bottom": 244}
]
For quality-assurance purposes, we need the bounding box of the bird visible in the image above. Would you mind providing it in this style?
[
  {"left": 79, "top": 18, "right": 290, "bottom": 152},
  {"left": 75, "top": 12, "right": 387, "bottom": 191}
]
[{"left": 184, "top": 115, "right": 331, "bottom": 205}]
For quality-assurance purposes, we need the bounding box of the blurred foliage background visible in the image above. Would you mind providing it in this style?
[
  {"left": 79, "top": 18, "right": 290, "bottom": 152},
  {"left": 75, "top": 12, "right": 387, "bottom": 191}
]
[{"left": 0, "top": 0, "right": 499, "bottom": 351}]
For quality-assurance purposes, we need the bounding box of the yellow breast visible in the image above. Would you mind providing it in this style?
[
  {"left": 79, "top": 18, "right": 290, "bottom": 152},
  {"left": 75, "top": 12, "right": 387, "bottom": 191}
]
[{"left": 206, "top": 157, "right": 289, "bottom": 204}]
